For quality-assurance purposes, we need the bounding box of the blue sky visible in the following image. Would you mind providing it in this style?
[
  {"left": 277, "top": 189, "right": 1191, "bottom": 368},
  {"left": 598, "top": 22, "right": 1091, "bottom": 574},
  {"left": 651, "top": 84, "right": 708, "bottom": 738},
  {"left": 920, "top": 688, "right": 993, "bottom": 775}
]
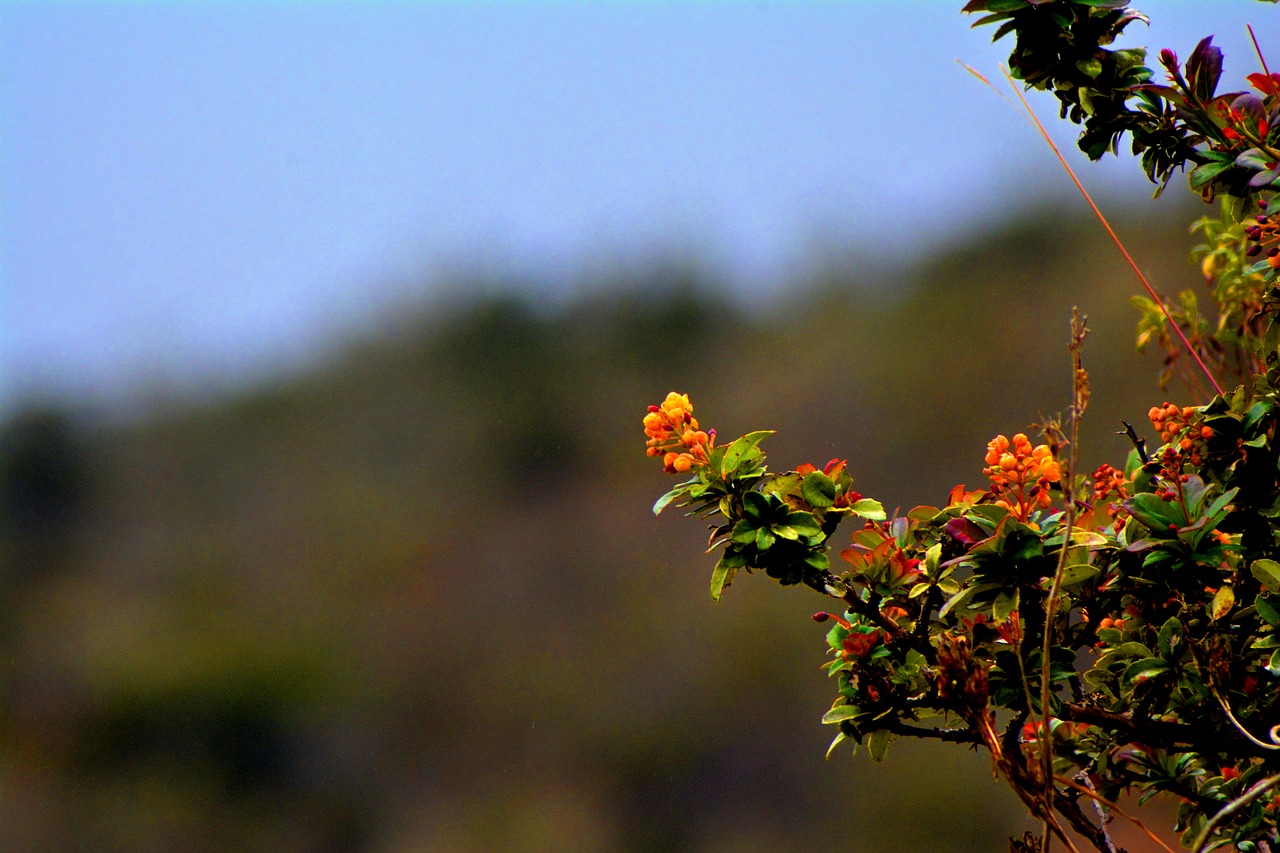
[{"left": 1, "top": 2, "right": 1274, "bottom": 408}]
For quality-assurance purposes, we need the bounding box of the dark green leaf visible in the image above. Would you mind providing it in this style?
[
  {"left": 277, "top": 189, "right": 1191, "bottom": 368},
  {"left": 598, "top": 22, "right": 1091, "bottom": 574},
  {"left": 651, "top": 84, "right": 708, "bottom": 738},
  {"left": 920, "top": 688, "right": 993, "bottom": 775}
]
[
  {"left": 785, "top": 512, "right": 822, "bottom": 537},
  {"left": 1189, "top": 160, "right": 1234, "bottom": 189},
  {"left": 1255, "top": 594, "right": 1280, "bottom": 627},
  {"left": 801, "top": 471, "right": 837, "bottom": 508}
]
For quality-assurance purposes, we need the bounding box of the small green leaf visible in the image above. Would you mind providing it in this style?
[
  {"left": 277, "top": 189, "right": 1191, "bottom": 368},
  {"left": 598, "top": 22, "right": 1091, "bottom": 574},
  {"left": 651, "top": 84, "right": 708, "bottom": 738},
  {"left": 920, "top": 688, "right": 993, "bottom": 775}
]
[
  {"left": 720, "top": 430, "right": 775, "bottom": 476},
  {"left": 1256, "top": 594, "right": 1280, "bottom": 627},
  {"left": 801, "top": 471, "right": 837, "bottom": 508},
  {"left": 1055, "top": 564, "right": 1100, "bottom": 588},
  {"left": 822, "top": 704, "right": 860, "bottom": 725},
  {"left": 825, "top": 731, "right": 848, "bottom": 759},
  {"left": 710, "top": 555, "right": 738, "bottom": 601},
  {"left": 1251, "top": 634, "right": 1280, "bottom": 650},
  {"left": 756, "top": 527, "right": 776, "bottom": 550},
  {"left": 1157, "top": 617, "right": 1185, "bottom": 662},
  {"left": 652, "top": 484, "right": 688, "bottom": 515},
  {"left": 805, "top": 551, "right": 830, "bottom": 572},
  {"left": 1268, "top": 649, "right": 1280, "bottom": 677},
  {"left": 866, "top": 728, "right": 892, "bottom": 762},
  {"left": 848, "top": 498, "right": 886, "bottom": 521},
  {"left": 992, "top": 588, "right": 1019, "bottom": 622}
]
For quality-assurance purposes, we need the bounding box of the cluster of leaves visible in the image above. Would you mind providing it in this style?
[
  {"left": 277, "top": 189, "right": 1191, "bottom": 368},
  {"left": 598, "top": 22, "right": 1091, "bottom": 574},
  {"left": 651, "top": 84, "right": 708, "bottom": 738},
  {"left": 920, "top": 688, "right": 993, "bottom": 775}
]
[
  {"left": 964, "top": 0, "right": 1280, "bottom": 208},
  {"left": 644, "top": 4, "right": 1280, "bottom": 851},
  {"left": 651, "top": 373, "right": 1280, "bottom": 850}
]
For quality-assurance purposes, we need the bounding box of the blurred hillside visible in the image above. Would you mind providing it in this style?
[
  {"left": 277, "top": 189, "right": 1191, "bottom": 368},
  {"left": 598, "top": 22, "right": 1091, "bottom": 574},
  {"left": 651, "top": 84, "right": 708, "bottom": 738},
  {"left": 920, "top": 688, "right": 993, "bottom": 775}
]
[{"left": 0, "top": 203, "right": 1207, "bottom": 852}]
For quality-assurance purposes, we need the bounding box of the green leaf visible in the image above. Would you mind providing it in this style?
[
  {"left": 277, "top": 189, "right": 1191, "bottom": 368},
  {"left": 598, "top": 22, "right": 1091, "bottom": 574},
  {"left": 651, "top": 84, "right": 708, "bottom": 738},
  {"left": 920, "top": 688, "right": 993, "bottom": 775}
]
[
  {"left": 741, "top": 489, "right": 772, "bottom": 522},
  {"left": 848, "top": 498, "right": 886, "bottom": 521},
  {"left": 1107, "top": 642, "right": 1155, "bottom": 660},
  {"left": 1076, "top": 57, "right": 1103, "bottom": 79},
  {"left": 785, "top": 512, "right": 822, "bottom": 537},
  {"left": 1189, "top": 160, "right": 1234, "bottom": 189},
  {"left": 710, "top": 555, "right": 738, "bottom": 601},
  {"left": 720, "top": 430, "right": 775, "bottom": 476},
  {"left": 731, "top": 519, "right": 757, "bottom": 546},
  {"left": 1251, "top": 634, "right": 1280, "bottom": 650},
  {"left": 1256, "top": 594, "right": 1280, "bottom": 627},
  {"left": 804, "top": 551, "right": 830, "bottom": 572},
  {"left": 1157, "top": 617, "right": 1185, "bottom": 662},
  {"left": 825, "top": 731, "right": 849, "bottom": 759},
  {"left": 756, "top": 527, "right": 776, "bottom": 550},
  {"left": 992, "top": 588, "right": 1019, "bottom": 622},
  {"left": 1252, "top": 559, "right": 1280, "bottom": 593},
  {"left": 1269, "top": 649, "right": 1280, "bottom": 677},
  {"left": 652, "top": 483, "right": 689, "bottom": 515},
  {"left": 866, "top": 728, "right": 892, "bottom": 762},
  {"left": 939, "top": 585, "right": 980, "bottom": 619},
  {"left": 1123, "top": 657, "right": 1172, "bottom": 683},
  {"left": 801, "top": 471, "right": 837, "bottom": 508},
  {"left": 1124, "top": 493, "right": 1184, "bottom": 533},
  {"left": 822, "top": 704, "right": 861, "bottom": 725},
  {"left": 1055, "top": 564, "right": 1100, "bottom": 587}
]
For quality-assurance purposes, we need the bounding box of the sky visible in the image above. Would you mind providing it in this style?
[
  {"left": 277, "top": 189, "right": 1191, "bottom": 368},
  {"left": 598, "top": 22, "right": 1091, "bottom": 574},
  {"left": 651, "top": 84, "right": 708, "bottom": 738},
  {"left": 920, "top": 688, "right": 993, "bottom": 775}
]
[{"left": 1, "top": 1, "right": 1276, "bottom": 410}]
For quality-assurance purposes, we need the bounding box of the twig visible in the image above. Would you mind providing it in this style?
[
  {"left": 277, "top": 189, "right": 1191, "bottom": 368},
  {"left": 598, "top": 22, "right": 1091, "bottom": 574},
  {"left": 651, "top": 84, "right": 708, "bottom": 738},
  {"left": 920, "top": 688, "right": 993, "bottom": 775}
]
[
  {"left": 1054, "top": 775, "right": 1179, "bottom": 853},
  {"left": 1038, "top": 312, "right": 1090, "bottom": 852},
  {"left": 997, "top": 66, "right": 1225, "bottom": 399},
  {"left": 1213, "top": 687, "right": 1280, "bottom": 751},
  {"left": 1190, "top": 774, "right": 1280, "bottom": 853},
  {"left": 1249, "top": 24, "right": 1273, "bottom": 82},
  {"left": 1077, "top": 772, "right": 1119, "bottom": 853}
]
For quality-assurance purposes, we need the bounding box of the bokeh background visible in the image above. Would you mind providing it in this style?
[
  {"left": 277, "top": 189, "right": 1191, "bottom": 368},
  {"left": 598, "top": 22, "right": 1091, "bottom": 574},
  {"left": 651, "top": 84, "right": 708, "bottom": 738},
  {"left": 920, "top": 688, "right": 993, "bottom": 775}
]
[{"left": 1, "top": 2, "right": 1276, "bottom": 851}]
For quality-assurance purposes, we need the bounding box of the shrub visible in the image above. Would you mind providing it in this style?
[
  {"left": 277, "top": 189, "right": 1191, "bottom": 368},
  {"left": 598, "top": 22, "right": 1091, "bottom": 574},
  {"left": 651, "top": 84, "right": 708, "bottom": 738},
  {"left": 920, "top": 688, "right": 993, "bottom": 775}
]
[{"left": 645, "top": 3, "right": 1280, "bottom": 850}]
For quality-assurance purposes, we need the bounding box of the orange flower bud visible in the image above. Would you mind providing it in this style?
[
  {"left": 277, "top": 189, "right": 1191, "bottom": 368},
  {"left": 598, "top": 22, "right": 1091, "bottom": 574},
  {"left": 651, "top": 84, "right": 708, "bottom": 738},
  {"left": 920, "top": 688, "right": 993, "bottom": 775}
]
[{"left": 672, "top": 454, "right": 693, "bottom": 473}]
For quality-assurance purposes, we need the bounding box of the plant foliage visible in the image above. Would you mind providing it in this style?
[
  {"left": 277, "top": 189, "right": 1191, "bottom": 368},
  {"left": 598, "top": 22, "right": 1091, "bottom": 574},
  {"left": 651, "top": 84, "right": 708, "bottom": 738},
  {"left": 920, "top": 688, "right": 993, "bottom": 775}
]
[{"left": 646, "top": 3, "right": 1280, "bottom": 851}]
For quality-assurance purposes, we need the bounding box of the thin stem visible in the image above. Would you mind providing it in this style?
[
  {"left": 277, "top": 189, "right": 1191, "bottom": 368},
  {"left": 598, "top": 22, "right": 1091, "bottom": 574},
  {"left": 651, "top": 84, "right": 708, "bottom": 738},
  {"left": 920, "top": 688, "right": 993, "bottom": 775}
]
[
  {"left": 1213, "top": 687, "right": 1280, "bottom": 751},
  {"left": 998, "top": 65, "right": 1225, "bottom": 399},
  {"left": 1190, "top": 774, "right": 1280, "bottom": 853},
  {"left": 1249, "top": 24, "right": 1273, "bottom": 82},
  {"left": 1053, "top": 775, "right": 1179, "bottom": 853}
]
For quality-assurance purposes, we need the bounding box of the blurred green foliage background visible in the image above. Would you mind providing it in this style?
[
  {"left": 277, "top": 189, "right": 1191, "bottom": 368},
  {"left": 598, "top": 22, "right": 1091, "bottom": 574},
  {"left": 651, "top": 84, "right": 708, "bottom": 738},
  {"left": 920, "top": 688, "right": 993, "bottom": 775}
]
[{"left": 0, "top": 203, "right": 1204, "bottom": 851}]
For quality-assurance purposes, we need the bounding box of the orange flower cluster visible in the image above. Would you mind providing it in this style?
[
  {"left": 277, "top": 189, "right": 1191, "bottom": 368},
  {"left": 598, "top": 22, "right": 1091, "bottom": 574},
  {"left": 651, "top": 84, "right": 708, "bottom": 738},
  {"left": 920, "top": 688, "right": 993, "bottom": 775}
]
[
  {"left": 643, "top": 392, "right": 714, "bottom": 474},
  {"left": 983, "top": 433, "right": 1062, "bottom": 521},
  {"left": 1148, "top": 401, "right": 1212, "bottom": 466}
]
